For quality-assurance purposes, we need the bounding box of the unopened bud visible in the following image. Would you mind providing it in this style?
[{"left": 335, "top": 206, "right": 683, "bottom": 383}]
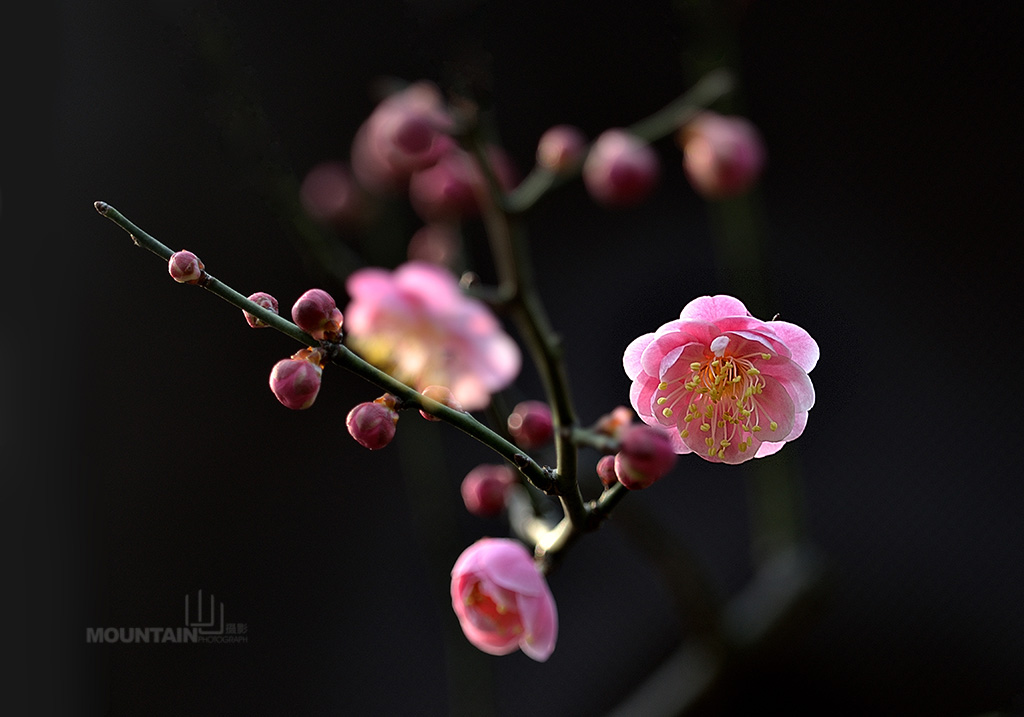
[
  {"left": 596, "top": 454, "right": 619, "bottom": 488},
  {"left": 536, "top": 125, "right": 587, "bottom": 173},
  {"left": 680, "top": 112, "right": 766, "bottom": 199},
  {"left": 507, "top": 400, "right": 554, "bottom": 450},
  {"left": 243, "top": 292, "right": 279, "bottom": 328},
  {"left": 583, "top": 129, "right": 660, "bottom": 207},
  {"left": 291, "top": 288, "right": 344, "bottom": 340},
  {"left": 419, "top": 385, "right": 464, "bottom": 421},
  {"left": 594, "top": 405, "right": 636, "bottom": 437},
  {"left": 269, "top": 348, "right": 324, "bottom": 410},
  {"left": 346, "top": 398, "right": 399, "bottom": 450},
  {"left": 460, "top": 464, "right": 517, "bottom": 517},
  {"left": 614, "top": 424, "right": 677, "bottom": 490},
  {"left": 168, "top": 250, "right": 204, "bottom": 284}
]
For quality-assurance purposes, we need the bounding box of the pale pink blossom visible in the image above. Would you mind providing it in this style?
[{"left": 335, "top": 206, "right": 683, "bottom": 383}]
[
  {"left": 450, "top": 538, "right": 558, "bottom": 661},
  {"left": 344, "top": 261, "right": 521, "bottom": 411},
  {"left": 623, "top": 295, "right": 817, "bottom": 464}
]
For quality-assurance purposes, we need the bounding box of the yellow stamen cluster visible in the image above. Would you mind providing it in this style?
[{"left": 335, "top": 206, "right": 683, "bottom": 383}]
[{"left": 657, "top": 347, "right": 771, "bottom": 460}]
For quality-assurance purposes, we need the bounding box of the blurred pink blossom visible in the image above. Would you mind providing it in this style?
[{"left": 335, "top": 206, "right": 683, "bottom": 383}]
[
  {"left": 623, "top": 295, "right": 817, "bottom": 464},
  {"left": 680, "top": 112, "right": 766, "bottom": 199},
  {"left": 460, "top": 464, "right": 517, "bottom": 517},
  {"left": 450, "top": 537, "right": 558, "bottom": 661},
  {"left": 408, "top": 145, "right": 517, "bottom": 223},
  {"left": 344, "top": 261, "right": 521, "bottom": 410},
  {"left": 582, "top": 129, "right": 660, "bottom": 206},
  {"left": 350, "top": 81, "right": 455, "bottom": 194}
]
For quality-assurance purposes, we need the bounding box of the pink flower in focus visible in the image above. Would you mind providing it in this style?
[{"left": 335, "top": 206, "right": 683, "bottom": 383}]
[
  {"left": 450, "top": 538, "right": 558, "bottom": 661},
  {"left": 623, "top": 295, "right": 817, "bottom": 464},
  {"left": 345, "top": 261, "right": 521, "bottom": 411}
]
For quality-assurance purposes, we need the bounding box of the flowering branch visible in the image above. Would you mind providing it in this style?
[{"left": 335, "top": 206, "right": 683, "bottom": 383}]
[
  {"left": 93, "top": 201, "right": 556, "bottom": 493},
  {"left": 503, "top": 67, "right": 735, "bottom": 214}
]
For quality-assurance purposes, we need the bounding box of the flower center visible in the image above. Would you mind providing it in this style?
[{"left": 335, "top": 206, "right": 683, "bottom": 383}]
[
  {"left": 465, "top": 582, "right": 523, "bottom": 637},
  {"left": 655, "top": 344, "right": 776, "bottom": 460}
]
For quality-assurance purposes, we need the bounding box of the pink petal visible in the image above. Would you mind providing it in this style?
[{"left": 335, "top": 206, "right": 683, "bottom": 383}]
[
  {"left": 749, "top": 376, "right": 796, "bottom": 443},
  {"left": 680, "top": 295, "right": 749, "bottom": 322},
  {"left": 769, "top": 320, "right": 819, "bottom": 373},
  {"left": 623, "top": 333, "right": 656, "bottom": 380},
  {"left": 755, "top": 355, "right": 815, "bottom": 413},
  {"left": 517, "top": 589, "right": 558, "bottom": 662},
  {"left": 752, "top": 408, "right": 807, "bottom": 458},
  {"left": 629, "top": 377, "right": 658, "bottom": 421}
]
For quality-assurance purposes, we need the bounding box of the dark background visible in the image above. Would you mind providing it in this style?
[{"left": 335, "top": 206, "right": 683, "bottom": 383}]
[{"left": 4, "top": 0, "right": 1022, "bottom": 715}]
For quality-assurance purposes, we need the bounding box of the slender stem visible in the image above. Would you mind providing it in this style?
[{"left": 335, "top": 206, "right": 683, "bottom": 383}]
[
  {"left": 461, "top": 134, "right": 587, "bottom": 531},
  {"left": 94, "top": 201, "right": 555, "bottom": 493}
]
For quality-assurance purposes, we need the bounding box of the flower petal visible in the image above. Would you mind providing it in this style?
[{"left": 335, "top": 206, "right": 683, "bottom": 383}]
[
  {"left": 623, "top": 333, "right": 656, "bottom": 380},
  {"left": 769, "top": 320, "right": 819, "bottom": 373},
  {"left": 680, "top": 294, "right": 749, "bottom": 322}
]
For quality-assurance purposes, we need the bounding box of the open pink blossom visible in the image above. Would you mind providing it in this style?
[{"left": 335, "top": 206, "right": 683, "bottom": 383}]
[
  {"left": 623, "top": 295, "right": 818, "bottom": 464},
  {"left": 345, "top": 261, "right": 520, "bottom": 411},
  {"left": 450, "top": 538, "right": 558, "bottom": 661}
]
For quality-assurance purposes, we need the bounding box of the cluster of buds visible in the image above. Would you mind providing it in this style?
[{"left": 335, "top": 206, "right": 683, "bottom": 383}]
[
  {"left": 261, "top": 288, "right": 345, "bottom": 410},
  {"left": 593, "top": 408, "right": 678, "bottom": 491}
]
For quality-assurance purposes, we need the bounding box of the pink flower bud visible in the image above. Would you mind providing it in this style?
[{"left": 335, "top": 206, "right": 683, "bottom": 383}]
[
  {"left": 451, "top": 538, "right": 558, "bottom": 661},
  {"left": 269, "top": 348, "right": 324, "bottom": 410},
  {"left": 613, "top": 424, "right": 678, "bottom": 490},
  {"left": 350, "top": 81, "right": 454, "bottom": 194},
  {"left": 168, "top": 250, "right": 204, "bottom": 284},
  {"left": 582, "top": 129, "right": 660, "bottom": 206},
  {"left": 596, "top": 454, "right": 619, "bottom": 488},
  {"left": 243, "top": 291, "right": 279, "bottom": 328},
  {"left": 681, "top": 112, "right": 766, "bottom": 199},
  {"left": 299, "top": 161, "right": 366, "bottom": 229},
  {"left": 418, "top": 385, "right": 464, "bottom": 421},
  {"left": 346, "top": 396, "right": 400, "bottom": 450},
  {"left": 536, "top": 124, "right": 587, "bottom": 173},
  {"left": 291, "top": 288, "right": 344, "bottom": 340},
  {"left": 460, "top": 464, "right": 517, "bottom": 517},
  {"left": 507, "top": 400, "right": 554, "bottom": 450},
  {"left": 408, "top": 146, "right": 517, "bottom": 223},
  {"left": 594, "top": 405, "right": 636, "bottom": 437},
  {"left": 407, "top": 224, "right": 460, "bottom": 267}
]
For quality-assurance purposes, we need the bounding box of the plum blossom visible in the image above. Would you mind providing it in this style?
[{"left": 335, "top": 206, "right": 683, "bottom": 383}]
[
  {"left": 450, "top": 538, "right": 558, "bottom": 661},
  {"left": 344, "top": 261, "right": 521, "bottom": 411},
  {"left": 623, "top": 295, "right": 817, "bottom": 464}
]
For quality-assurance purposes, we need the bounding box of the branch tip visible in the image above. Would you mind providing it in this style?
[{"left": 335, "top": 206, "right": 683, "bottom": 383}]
[{"left": 94, "top": 201, "right": 110, "bottom": 215}]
